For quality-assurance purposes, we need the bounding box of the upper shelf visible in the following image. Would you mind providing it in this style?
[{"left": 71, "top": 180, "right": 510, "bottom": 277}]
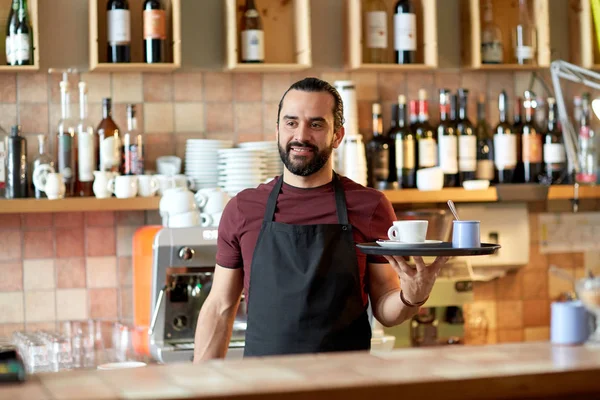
[
  {"left": 1, "top": 185, "right": 598, "bottom": 214},
  {"left": 0, "top": 0, "right": 40, "bottom": 72}
]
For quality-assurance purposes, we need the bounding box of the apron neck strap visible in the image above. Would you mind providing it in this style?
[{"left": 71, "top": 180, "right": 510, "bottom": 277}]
[{"left": 263, "top": 172, "right": 349, "bottom": 225}]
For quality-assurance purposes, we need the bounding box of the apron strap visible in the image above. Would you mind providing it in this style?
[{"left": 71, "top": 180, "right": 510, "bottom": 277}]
[{"left": 263, "top": 172, "right": 349, "bottom": 225}]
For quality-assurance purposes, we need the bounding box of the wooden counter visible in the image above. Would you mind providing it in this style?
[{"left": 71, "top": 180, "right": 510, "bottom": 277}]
[{"left": 3, "top": 342, "right": 600, "bottom": 400}]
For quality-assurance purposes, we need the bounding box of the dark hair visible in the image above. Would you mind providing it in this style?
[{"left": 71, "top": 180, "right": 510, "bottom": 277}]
[{"left": 277, "top": 77, "right": 345, "bottom": 132}]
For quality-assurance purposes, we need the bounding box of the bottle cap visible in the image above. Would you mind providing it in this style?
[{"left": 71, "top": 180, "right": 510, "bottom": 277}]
[
  {"left": 397, "top": 94, "right": 406, "bottom": 105},
  {"left": 79, "top": 81, "right": 88, "bottom": 93},
  {"left": 10, "top": 125, "right": 20, "bottom": 137},
  {"left": 102, "top": 98, "right": 112, "bottom": 107},
  {"left": 372, "top": 103, "right": 381, "bottom": 114}
]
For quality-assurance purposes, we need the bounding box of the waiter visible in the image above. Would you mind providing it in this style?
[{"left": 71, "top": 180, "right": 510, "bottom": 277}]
[{"left": 193, "top": 77, "right": 448, "bottom": 360}]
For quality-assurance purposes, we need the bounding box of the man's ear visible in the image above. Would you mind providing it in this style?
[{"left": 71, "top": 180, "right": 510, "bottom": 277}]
[{"left": 333, "top": 126, "right": 345, "bottom": 149}]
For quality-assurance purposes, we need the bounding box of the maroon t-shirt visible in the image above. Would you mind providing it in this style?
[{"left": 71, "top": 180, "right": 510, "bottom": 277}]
[{"left": 216, "top": 175, "right": 397, "bottom": 306}]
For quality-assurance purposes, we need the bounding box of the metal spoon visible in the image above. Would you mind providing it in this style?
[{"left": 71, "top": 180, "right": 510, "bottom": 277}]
[{"left": 447, "top": 200, "right": 460, "bottom": 221}]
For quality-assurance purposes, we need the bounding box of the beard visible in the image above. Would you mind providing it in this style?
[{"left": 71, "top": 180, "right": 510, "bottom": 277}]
[{"left": 278, "top": 136, "right": 334, "bottom": 177}]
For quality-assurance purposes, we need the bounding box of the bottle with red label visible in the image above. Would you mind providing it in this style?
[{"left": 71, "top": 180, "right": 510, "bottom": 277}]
[
  {"left": 521, "top": 90, "right": 543, "bottom": 183},
  {"left": 143, "top": 0, "right": 166, "bottom": 63}
]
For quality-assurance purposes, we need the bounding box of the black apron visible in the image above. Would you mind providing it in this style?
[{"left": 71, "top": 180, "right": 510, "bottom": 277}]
[{"left": 243, "top": 173, "right": 372, "bottom": 357}]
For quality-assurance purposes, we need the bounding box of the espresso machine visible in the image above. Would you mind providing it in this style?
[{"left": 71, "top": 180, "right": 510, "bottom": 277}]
[{"left": 148, "top": 227, "right": 246, "bottom": 363}]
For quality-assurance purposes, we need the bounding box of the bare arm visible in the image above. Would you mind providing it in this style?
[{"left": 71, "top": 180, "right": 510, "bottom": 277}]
[{"left": 193, "top": 264, "right": 244, "bottom": 362}]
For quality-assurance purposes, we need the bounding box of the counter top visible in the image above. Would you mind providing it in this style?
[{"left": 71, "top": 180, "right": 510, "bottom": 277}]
[{"left": 3, "top": 341, "right": 600, "bottom": 400}]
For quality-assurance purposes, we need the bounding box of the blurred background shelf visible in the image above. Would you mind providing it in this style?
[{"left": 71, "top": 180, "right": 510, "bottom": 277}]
[{"left": 0, "top": 197, "right": 161, "bottom": 214}]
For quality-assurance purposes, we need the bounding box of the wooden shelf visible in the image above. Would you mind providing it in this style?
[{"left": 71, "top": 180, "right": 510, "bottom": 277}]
[
  {"left": 0, "top": 0, "right": 40, "bottom": 72},
  {"left": 344, "top": 0, "right": 438, "bottom": 70},
  {"left": 547, "top": 185, "right": 600, "bottom": 200},
  {"left": 461, "top": 0, "right": 550, "bottom": 69},
  {"left": 462, "top": 64, "right": 548, "bottom": 71},
  {"left": 0, "top": 197, "right": 160, "bottom": 214},
  {"left": 382, "top": 187, "right": 498, "bottom": 204},
  {"left": 89, "top": 0, "right": 181, "bottom": 72},
  {"left": 224, "top": 0, "right": 311, "bottom": 71}
]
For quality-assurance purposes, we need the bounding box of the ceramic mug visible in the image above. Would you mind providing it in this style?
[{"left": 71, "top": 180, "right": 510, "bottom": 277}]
[
  {"left": 137, "top": 175, "right": 159, "bottom": 197},
  {"left": 93, "top": 171, "right": 117, "bottom": 199},
  {"left": 108, "top": 176, "right": 138, "bottom": 199},
  {"left": 167, "top": 210, "right": 201, "bottom": 228},
  {"left": 154, "top": 174, "right": 195, "bottom": 195},
  {"left": 452, "top": 220, "right": 481, "bottom": 248},
  {"left": 194, "top": 187, "right": 230, "bottom": 214},
  {"left": 159, "top": 187, "right": 197, "bottom": 217},
  {"left": 34, "top": 172, "right": 65, "bottom": 200},
  {"left": 387, "top": 220, "right": 428, "bottom": 243}
]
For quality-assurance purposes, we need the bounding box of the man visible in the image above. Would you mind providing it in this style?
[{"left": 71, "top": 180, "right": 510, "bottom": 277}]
[{"left": 193, "top": 77, "right": 448, "bottom": 360}]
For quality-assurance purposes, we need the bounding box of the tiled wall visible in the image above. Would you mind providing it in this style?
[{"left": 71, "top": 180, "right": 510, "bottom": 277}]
[{"left": 0, "top": 68, "right": 591, "bottom": 340}]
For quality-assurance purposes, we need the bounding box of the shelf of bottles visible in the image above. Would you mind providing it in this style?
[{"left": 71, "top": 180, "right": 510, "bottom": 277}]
[
  {"left": 224, "top": 0, "right": 311, "bottom": 72},
  {"left": 0, "top": 0, "right": 38, "bottom": 72},
  {"left": 346, "top": 0, "right": 437, "bottom": 71},
  {"left": 88, "top": 0, "right": 181, "bottom": 73},
  {"left": 461, "top": 0, "right": 550, "bottom": 70}
]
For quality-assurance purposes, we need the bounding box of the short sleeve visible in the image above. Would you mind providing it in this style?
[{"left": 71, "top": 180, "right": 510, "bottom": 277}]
[
  {"left": 368, "top": 194, "right": 397, "bottom": 263},
  {"left": 215, "top": 196, "right": 244, "bottom": 269}
]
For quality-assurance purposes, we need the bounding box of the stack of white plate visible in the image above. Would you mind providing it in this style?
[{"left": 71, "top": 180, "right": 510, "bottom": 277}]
[
  {"left": 185, "top": 139, "right": 233, "bottom": 189},
  {"left": 237, "top": 141, "right": 282, "bottom": 179},
  {"left": 217, "top": 148, "right": 268, "bottom": 196}
]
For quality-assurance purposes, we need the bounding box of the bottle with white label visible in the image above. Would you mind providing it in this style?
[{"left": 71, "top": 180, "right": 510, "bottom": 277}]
[
  {"left": 512, "top": 0, "right": 537, "bottom": 65},
  {"left": 56, "top": 79, "right": 77, "bottom": 197},
  {"left": 393, "top": 0, "right": 416, "bottom": 64},
  {"left": 240, "top": 0, "right": 264, "bottom": 63},
  {"left": 414, "top": 89, "right": 438, "bottom": 170},
  {"left": 77, "top": 81, "right": 95, "bottom": 197},
  {"left": 437, "top": 89, "right": 458, "bottom": 187},
  {"left": 32, "top": 134, "right": 55, "bottom": 199},
  {"left": 97, "top": 98, "right": 122, "bottom": 173},
  {"left": 5, "top": 0, "right": 18, "bottom": 66},
  {"left": 107, "top": 0, "right": 131, "bottom": 63},
  {"left": 543, "top": 97, "right": 566, "bottom": 184},
  {"left": 456, "top": 88, "right": 476, "bottom": 184},
  {"left": 14, "top": 0, "right": 32, "bottom": 66},
  {"left": 363, "top": 0, "right": 388, "bottom": 64},
  {"left": 493, "top": 91, "right": 517, "bottom": 183}
]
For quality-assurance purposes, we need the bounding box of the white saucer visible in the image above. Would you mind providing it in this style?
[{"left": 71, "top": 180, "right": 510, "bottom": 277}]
[{"left": 376, "top": 240, "right": 443, "bottom": 249}]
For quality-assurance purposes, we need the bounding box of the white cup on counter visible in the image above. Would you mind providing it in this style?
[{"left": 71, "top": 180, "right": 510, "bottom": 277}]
[
  {"left": 137, "top": 175, "right": 159, "bottom": 197},
  {"left": 108, "top": 175, "right": 138, "bottom": 199},
  {"left": 93, "top": 171, "right": 117, "bottom": 199}
]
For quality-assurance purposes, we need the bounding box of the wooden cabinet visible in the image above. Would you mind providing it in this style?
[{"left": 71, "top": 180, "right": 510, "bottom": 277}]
[
  {"left": 344, "top": 0, "right": 438, "bottom": 71},
  {"left": 571, "top": 0, "right": 600, "bottom": 69},
  {"left": 0, "top": 0, "right": 39, "bottom": 72},
  {"left": 224, "top": 0, "right": 311, "bottom": 72},
  {"left": 461, "top": 0, "right": 550, "bottom": 70},
  {"left": 88, "top": 0, "right": 181, "bottom": 72}
]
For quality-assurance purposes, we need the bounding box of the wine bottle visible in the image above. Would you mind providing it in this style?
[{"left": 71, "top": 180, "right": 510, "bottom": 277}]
[
  {"left": 143, "top": 0, "right": 166, "bottom": 63},
  {"left": 240, "top": 0, "right": 264, "bottom": 63},
  {"left": 14, "top": 0, "right": 32, "bottom": 66},
  {"left": 512, "top": 96, "right": 525, "bottom": 183},
  {"left": 415, "top": 89, "right": 438, "bottom": 170},
  {"left": 366, "top": 103, "right": 392, "bottom": 189},
  {"left": 363, "top": 0, "right": 388, "bottom": 64},
  {"left": 5, "top": 125, "right": 27, "bottom": 199},
  {"left": 409, "top": 99, "right": 418, "bottom": 131},
  {"left": 521, "top": 90, "right": 543, "bottom": 183},
  {"left": 456, "top": 88, "right": 477, "bottom": 183},
  {"left": 389, "top": 95, "right": 416, "bottom": 188},
  {"left": 437, "top": 89, "right": 458, "bottom": 187},
  {"left": 493, "top": 90, "right": 517, "bottom": 183},
  {"left": 0, "top": 128, "right": 6, "bottom": 197},
  {"left": 543, "top": 97, "right": 566, "bottom": 184},
  {"left": 393, "top": 0, "right": 416, "bottom": 64},
  {"left": 32, "top": 134, "right": 54, "bottom": 199},
  {"left": 5, "top": 0, "right": 18, "bottom": 65},
  {"left": 107, "top": 0, "right": 131, "bottom": 63},
  {"left": 57, "top": 80, "right": 77, "bottom": 197},
  {"left": 481, "top": 0, "right": 503, "bottom": 64},
  {"left": 123, "top": 104, "right": 144, "bottom": 175},
  {"left": 475, "top": 96, "right": 495, "bottom": 182},
  {"left": 77, "top": 81, "right": 95, "bottom": 197},
  {"left": 97, "top": 98, "right": 122, "bottom": 173}
]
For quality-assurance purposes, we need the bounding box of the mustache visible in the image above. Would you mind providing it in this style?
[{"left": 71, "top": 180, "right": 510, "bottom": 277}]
[{"left": 286, "top": 141, "right": 318, "bottom": 153}]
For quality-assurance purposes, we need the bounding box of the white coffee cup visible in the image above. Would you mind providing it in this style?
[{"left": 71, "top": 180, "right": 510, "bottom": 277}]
[
  {"left": 156, "top": 155, "right": 182, "bottom": 176},
  {"left": 159, "top": 187, "right": 197, "bottom": 217},
  {"left": 167, "top": 210, "right": 201, "bottom": 228},
  {"left": 200, "top": 213, "right": 213, "bottom": 228},
  {"left": 108, "top": 176, "right": 138, "bottom": 199},
  {"left": 137, "top": 175, "right": 159, "bottom": 197},
  {"left": 154, "top": 174, "right": 195, "bottom": 195},
  {"left": 416, "top": 167, "right": 444, "bottom": 191},
  {"left": 93, "top": 171, "right": 117, "bottom": 199},
  {"left": 210, "top": 211, "right": 222, "bottom": 227},
  {"left": 195, "top": 187, "right": 230, "bottom": 214},
  {"left": 387, "top": 220, "right": 428, "bottom": 243}
]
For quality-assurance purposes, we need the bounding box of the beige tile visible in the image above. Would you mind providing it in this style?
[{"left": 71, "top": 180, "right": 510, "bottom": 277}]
[
  {"left": 112, "top": 73, "right": 143, "bottom": 103},
  {"left": 472, "top": 279, "right": 497, "bottom": 301},
  {"left": 23, "top": 259, "right": 55, "bottom": 291},
  {"left": 263, "top": 101, "right": 279, "bottom": 132},
  {"left": 460, "top": 71, "right": 488, "bottom": 97},
  {"left": 464, "top": 300, "right": 497, "bottom": 330},
  {"left": 235, "top": 102, "right": 263, "bottom": 135},
  {"left": 0, "top": 323, "right": 24, "bottom": 339},
  {"left": 0, "top": 261, "right": 22, "bottom": 291},
  {"left": 488, "top": 72, "right": 514, "bottom": 101},
  {"left": 143, "top": 103, "right": 174, "bottom": 133},
  {"left": 25, "top": 291, "right": 55, "bottom": 322},
  {"left": 174, "top": 72, "right": 203, "bottom": 102},
  {"left": 81, "top": 72, "right": 111, "bottom": 103},
  {"left": 434, "top": 71, "right": 461, "bottom": 92},
  {"left": 49, "top": 74, "right": 79, "bottom": 104},
  {"left": 522, "top": 270, "right": 548, "bottom": 300},
  {"left": 585, "top": 251, "right": 600, "bottom": 276},
  {"left": 0, "top": 292, "right": 24, "bottom": 323},
  {"left": 204, "top": 72, "right": 233, "bottom": 102},
  {"left": 524, "top": 327, "right": 550, "bottom": 342},
  {"left": 497, "top": 329, "right": 524, "bottom": 343},
  {"left": 56, "top": 289, "right": 88, "bottom": 321},
  {"left": 263, "top": 73, "right": 292, "bottom": 102},
  {"left": 206, "top": 103, "right": 233, "bottom": 133},
  {"left": 0, "top": 230, "right": 21, "bottom": 261},
  {"left": 19, "top": 104, "right": 48, "bottom": 134},
  {"left": 407, "top": 72, "right": 435, "bottom": 103},
  {"left": 234, "top": 73, "right": 262, "bottom": 102},
  {"left": 496, "top": 269, "right": 523, "bottom": 300},
  {"left": 524, "top": 243, "right": 548, "bottom": 271},
  {"left": 548, "top": 266, "right": 574, "bottom": 300},
  {"left": 118, "top": 256, "right": 132, "bottom": 287},
  {"left": 0, "top": 73, "right": 16, "bottom": 102},
  {"left": 0, "top": 104, "right": 17, "bottom": 132},
  {"left": 116, "top": 226, "right": 136, "bottom": 257},
  {"left": 174, "top": 103, "right": 204, "bottom": 133},
  {"left": 86, "top": 256, "right": 118, "bottom": 288},
  {"left": 143, "top": 73, "right": 173, "bottom": 102},
  {"left": 496, "top": 300, "right": 523, "bottom": 329},
  {"left": 523, "top": 299, "right": 550, "bottom": 327},
  {"left": 350, "top": 71, "right": 378, "bottom": 101},
  {"left": 17, "top": 72, "right": 48, "bottom": 103},
  {"left": 89, "top": 288, "right": 118, "bottom": 319},
  {"left": 144, "top": 133, "right": 176, "bottom": 171},
  {"left": 487, "top": 99, "right": 499, "bottom": 127},
  {"left": 514, "top": 71, "right": 531, "bottom": 98},
  {"left": 115, "top": 211, "right": 145, "bottom": 226},
  {"left": 120, "top": 287, "right": 133, "bottom": 320}
]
